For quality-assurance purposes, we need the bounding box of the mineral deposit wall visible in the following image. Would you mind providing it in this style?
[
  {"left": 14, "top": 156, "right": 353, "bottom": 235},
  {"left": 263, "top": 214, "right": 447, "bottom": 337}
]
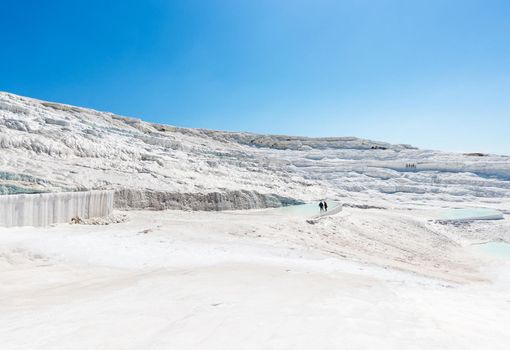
[{"left": 0, "top": 190, "right": 114, "bottom": 227}]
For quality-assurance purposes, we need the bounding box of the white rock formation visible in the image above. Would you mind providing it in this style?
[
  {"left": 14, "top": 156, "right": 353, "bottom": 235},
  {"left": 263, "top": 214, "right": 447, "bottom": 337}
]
[
  {"left": 1, "top": 91, "right": 509, "bottom": 210},
  {"left": 0, "top": 190, "right": 113, "bottom": 227}
]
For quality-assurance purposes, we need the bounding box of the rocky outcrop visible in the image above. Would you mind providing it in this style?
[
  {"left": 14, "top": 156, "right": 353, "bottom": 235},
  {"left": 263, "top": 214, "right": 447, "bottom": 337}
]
[{"left": 114, "top": 189, "right": 304, "bottom": 211}]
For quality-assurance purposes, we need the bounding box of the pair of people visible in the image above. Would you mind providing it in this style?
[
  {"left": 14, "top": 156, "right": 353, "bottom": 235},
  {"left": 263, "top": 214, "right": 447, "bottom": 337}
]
[{"left": 319, "top": 200, "right": 328, "bottom": 213}]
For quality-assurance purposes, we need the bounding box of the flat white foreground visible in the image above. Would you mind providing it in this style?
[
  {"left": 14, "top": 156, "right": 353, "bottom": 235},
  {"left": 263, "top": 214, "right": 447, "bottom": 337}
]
[{"left": 1, "top": 208, "right": 509, "bottom": 349}]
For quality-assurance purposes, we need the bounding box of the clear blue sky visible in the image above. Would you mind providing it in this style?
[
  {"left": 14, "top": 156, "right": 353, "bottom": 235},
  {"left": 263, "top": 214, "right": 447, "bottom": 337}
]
[{"left": 1, "top": 0, "right": 509, "bottom": 154}]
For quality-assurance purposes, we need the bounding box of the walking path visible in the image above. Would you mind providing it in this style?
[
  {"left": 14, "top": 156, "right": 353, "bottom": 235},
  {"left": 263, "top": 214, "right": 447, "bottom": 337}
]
[{"left": 306, "top": 204, "right": 343, "bottom": 224}]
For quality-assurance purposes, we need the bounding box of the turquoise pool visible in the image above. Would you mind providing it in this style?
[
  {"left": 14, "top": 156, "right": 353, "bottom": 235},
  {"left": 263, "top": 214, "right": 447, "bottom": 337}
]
[
  {"left": 477, "top": 242, "right": 510, "bottom": 259},
  {"left": 439, "top": 208, "right": 503, "bottom": 221}
]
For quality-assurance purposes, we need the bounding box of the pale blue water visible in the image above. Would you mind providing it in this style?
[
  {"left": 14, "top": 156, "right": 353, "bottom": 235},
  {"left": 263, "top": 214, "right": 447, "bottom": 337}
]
[
  {"left": 439, "top": 208, "right": 503, "bottom": 221},
  {"left": 276, "top": 202, "right": 338, "bottom": 217},
  {"left": 478, "top": 242, "right": 510, "bottom": 259}
]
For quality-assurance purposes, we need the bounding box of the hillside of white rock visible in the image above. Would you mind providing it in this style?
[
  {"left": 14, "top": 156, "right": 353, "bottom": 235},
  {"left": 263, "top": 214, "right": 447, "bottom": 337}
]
[
  {"left": 1, "top": 91, "right": 510, "bottom": 211},
  {"left": 2, "top": 91, "right": 510, "bottom": 349}
]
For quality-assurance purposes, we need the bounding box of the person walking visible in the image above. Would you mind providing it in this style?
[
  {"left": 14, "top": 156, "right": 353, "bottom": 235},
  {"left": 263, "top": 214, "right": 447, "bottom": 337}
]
[
  {"left": 324, "top": 200, "right": 328, "bottom": 212},
  {"left": 319, "top": 201, "right": 324, "bottom": 213}
]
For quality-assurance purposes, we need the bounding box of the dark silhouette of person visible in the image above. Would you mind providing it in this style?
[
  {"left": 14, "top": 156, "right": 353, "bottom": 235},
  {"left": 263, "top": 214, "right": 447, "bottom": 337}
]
[
  {"left": 319, "top": 201, "right": 324, "bottom": 213},
  {"left": 324, "top": 201, "right": 328, "bottom": 212}
]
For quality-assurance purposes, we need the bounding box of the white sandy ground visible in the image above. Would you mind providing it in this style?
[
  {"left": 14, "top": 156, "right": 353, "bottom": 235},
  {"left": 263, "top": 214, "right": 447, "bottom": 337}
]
[{"left": 1, "top": 207, "right": 510, "bottom": 349}]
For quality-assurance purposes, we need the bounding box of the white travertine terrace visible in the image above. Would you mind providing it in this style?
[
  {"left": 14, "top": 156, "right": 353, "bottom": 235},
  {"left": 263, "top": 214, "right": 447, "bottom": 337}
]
[
  {"left": 1, "top": 92, "right": 510, "bottom": 349},
  {"left": 0, "top": 91, "right": 509, "bottom": 211},
  {"left": 0, "top": 190, "right": 113, "bottom": 227}
]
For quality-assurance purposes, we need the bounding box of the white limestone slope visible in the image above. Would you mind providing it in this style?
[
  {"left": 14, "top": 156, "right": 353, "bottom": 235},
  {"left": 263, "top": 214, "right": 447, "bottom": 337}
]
[
  {"left": 1, "top": 91, "right": 509, "bottom": 209},
  {"left": 2, "top": 91, "right": 510, "bottom": 349},
  {"left": 1, "top": 209, "right": 510, "bottom": 350}
]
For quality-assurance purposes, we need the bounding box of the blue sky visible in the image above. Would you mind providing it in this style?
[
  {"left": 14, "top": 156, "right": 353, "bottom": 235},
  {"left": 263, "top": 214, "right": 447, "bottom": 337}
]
[{"left": 1, "top": 0, "right": 509, "bottom": 154}]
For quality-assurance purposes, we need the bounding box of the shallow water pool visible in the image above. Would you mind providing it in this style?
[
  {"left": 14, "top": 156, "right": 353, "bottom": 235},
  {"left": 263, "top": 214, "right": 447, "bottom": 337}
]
[
  {"left": 477, "top": 242, "right": 510, "bottom": 259},
  {"left": 438, "top": 208, "right": 503, "bottom": 221}
]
